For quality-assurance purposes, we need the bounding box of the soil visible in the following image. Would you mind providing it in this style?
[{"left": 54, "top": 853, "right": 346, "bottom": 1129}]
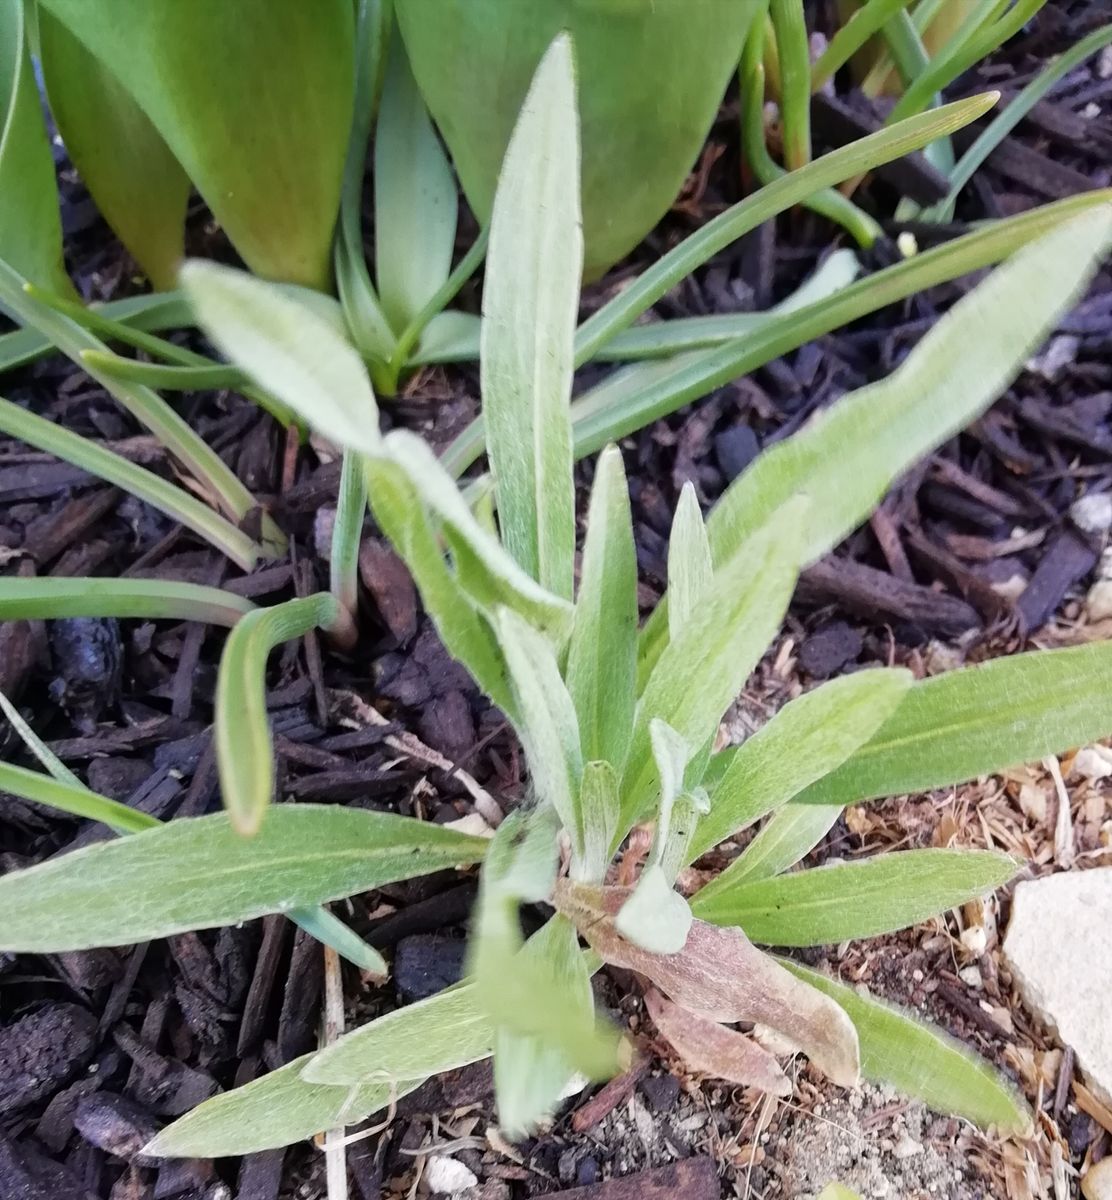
[{"left": 3, "top": 3, "right": 1112, "bottom": 1198}]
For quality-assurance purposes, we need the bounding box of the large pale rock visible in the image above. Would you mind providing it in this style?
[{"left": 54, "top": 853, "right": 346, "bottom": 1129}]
[{"left": 1003, "top": 870, "right": 1112, "bottom": 1104}]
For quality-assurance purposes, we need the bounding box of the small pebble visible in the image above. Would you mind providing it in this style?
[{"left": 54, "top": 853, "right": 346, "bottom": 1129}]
[
  {"left": 892, "top": 1133, "right": 923, "bottom": 1160},
  {"left": 1083, "top": 1157, "right": 1112, "bottom": 1200},
  {"left": 424, "top": 1155, "right": 478, "bottom": 1194},
  {"left": 1071, "top": 492, "right": 1112, "bottom": 534},
  {"left": 639, "top": 1072, "right": 681, "bottom": 1113},
  {"left": 798, "top": 621, "right": 861, "bottom": 679}
]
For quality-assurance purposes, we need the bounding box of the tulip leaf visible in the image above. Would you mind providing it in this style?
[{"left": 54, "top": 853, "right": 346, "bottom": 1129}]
[
  {"left": 0, "top": 806, "right": 488, "bottom": 952},
  {"left": 480, "top": 34, "right": 578, "bottom": 598},
  {"left": 39, "top": 0, "right": 354, "bottom": 288},
  {"left": 693, "top": 849, "right": 1017, "bottom": 945},
  {"left": 781, "top": 960, "right": 1030, "bottom": 1133}
]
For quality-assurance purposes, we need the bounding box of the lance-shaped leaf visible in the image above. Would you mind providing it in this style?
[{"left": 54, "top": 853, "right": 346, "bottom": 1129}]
[
  {"left": 374, "top": 25, "right": 458, "bottom": 335},
  {"left": 688, "top": 669, "right": 912, "bottom": 863},
  {"left": 0, "top": 576, "right": 254, "bottom": 628},
  {"left": 667, "top": 483, "right": 713, "bottom": 641},
  {"left": 38, "top": 9, "right": 190, "bottom": 290},
  {"left": 0, "top": 761, "right": 158, "bottom": 837},
  {"left": 480, "top": 34, "right": 579, "bottom": 596},
  {"left": 719, "top": 802, "right": 845, "bottom": 887},
  {"left": 781, "top": 960, "right": 1030, "bottom": 1133},
  {"left": 39, "top": 0, "right": 354, "bottom": 289},
  {"left": 304, "top": 984, "right": 492, "bottom": 1087},
  {"left": 797, "top": 639, "right": 1112, "bottom": 809},
  {"left": 556, "top": 880, "right": 859, "bottom": 1089},
  {"left": 692, "top": 849, "right": 1017, "bottom": 945},
  {"left": 215, "top": 594, "right": 353, "bottom": 837},
  {"left": 181, "top": 261, "right": 382, "bottom": 455},
  {"left": 0, "top": 805, "right": 488, "bottom": 953},
  {"left": 495, "top": 608, "right": 585, "bottom": 856},
  {"left": 637, "top": 204, "right": 1112, "bottom": 681},
  {"left": 148, "top": 1056, "right": 424, "bottom": 1158},
  {"left": 0, "top": 0, "right": 71, "bottom": 297},
  {"left": 578, "top": 760, "right": 621, "bottom": 885},
  {"left": 364, "top": 456, "right": 516, "bottom": 716},
  {"left": 621, "top": 498, "right": 805, "bottom": 834},
  {"left": 643, "top": 988, "right": 791, "bottom": 1096},
  {"left": 566, "top": 445, "right": 637, "bottom": 771}
]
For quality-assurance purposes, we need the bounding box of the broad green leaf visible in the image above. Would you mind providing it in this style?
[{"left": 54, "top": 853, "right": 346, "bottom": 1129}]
[
  {"left": 0, "top": 805, "right": 488, "bottom": 952},
  {"left": 494, "top": 917, "right": 599, "bottom": 1137},
  {"left": 148, "top": 1055, "right": 424, "bottom": 1158},
  {"left": 692, "top": 849, "right": 1017, "bottom": 945},
  {"left": 495, "top": 608, "right": 585, "bottom": 856},
  {"left": 364, "top": 455, "right": 516, "bottom": 716},
  {"left": 374, "top": 26, "right": 457, "bottom": 334},
  {"left": 620, "top": 498, "right": 805, "bottom": 836},
  {"left": 667, "top": 483, "right": 713, "bottom": 641},
  {"left": 480, "top": 34, "right": 579, "bottom": 597},
  {"left": 39, "top": 0, "right": 354, "bottom": 289},
  {"left": 0, "top": 761, "right": 158, "bottom": 837},
  {"left": 0, "top": 0, "right": 71, "bottom": 297},
  {"left": 395, "top": 0, "right": 761, "bottom": 280},
  {"left": 781, "top": 960, "right": 1030, "bottom": 1132},
  {"left": 215, "top": 594, "right": 347, "bottom": 836},
  {"left": 38, "top": 9, "right": 189, "bottom": 290},
  {"left": 385, "top": 430, "right": 574, "bottom": 641},
  {"left": 636, "top": 203, "right": 1112, "bottom": 682},
  {"left": 303, "top": 984, "right": 493, "bottom": 1087},
  {"left": 688, "top": 669, "right": 912, "bottom": 863},
  {"left": 181, "top": 261, "right": 382, "bottom": 455},
  {"left": 0, "top": 393, "right": 263, "bottom": 571},
  {"left": 0, "top": 576, "right": 254, "bottom": 628},
  {"left": 566, "top": 445, "right": 637, "bottom": 770},
  {"left": 615, "top": 863, "right": 693, "bottom": 955},
  {"left": 578, "top": 760, "right": 621, "bottom": 884},
  {"left": 717, "top": 801, "right": 845, "bottom": 886},
  {"left": 797, "top": 639, "right": 1112, "bottom": 809}
]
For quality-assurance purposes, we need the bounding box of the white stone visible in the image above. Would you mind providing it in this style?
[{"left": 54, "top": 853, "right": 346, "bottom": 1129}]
[
  {"left": 1073, "top": 492, "right": 1112, "bottom": 535},
  {"left": 1071, "top": 747, "right": 1112, "bottom": 782},
  {"left": 1083, "top": 1158, "right": 1112, "bottom": 1200},
  {"left": 892, "top": 1133, "right": 923, "bottom": 1160},
  {"left": 1087, "top": 579, "right": 1112, "bottom": 622},
  {"left": 425, "top": 1156, "right": 479, "bottom": 1194},
  {"left": 1003, "top": 869, "right": 1112, "bottom": 1104}
]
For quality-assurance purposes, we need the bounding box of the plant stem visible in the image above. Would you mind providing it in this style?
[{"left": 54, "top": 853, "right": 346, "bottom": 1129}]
[{"left": 769, "top": 0, "right": 812, "bottom": 170}]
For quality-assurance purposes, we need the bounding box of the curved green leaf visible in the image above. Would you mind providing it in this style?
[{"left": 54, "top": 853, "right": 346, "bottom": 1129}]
[
  {"left": 0, "top": 805, "right": 488, "bottom": 953},
  {"left": 38, "top": 8, "right": 190, "bottom": 289},
  {"left": 798, "top": 639, "right": 1112, "bottom": 809},
  {"left": 39, "top": 0, "right": 354, "bottom": 288},
  {"left": 715, "top": 801, "right": 844, "bottom": 886},
  {"left": 693, "top": 849, "right": 1016, "bottom": 945},
  {"left": 781, "top": 960, "right": 1030, "bottom": 1133},
  {"left": 0, "top": 576, "right": 254, "bottom": 628},
  {"left": 0, "top": 761, "right": 159, "bottom": 836},
  {"left": 481, "top": 33, "right": 579, "bottom": 597}
]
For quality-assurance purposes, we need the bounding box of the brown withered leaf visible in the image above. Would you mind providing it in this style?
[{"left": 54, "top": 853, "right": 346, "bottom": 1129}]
[
  {"left": 644, "top": 988, "right": 792, "bottom": 1096},
  {"left": 555, "top": 880, "right": 860, "bottom": 1088}
]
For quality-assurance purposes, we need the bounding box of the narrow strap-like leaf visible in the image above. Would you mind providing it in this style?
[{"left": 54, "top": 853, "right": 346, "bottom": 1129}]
[
  {"left": 713, "top": 801, "right": 844, "bottom": 887},
  {"left": 692, "top": 849, "right": 1017, "bottom": 945},
  {"left": 667, "top": 482, "right": 713, "bottom": 641},
  {"left": 0, "top": 576, "right": 255, "bottom": 628},
  {"left": 480, "top": 33, "right": 580, "bottom": 597}
]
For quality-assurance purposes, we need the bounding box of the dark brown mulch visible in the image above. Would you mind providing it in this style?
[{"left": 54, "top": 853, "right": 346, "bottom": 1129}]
[{"left": 3, "top": 3, "right": 1112, "bottom": 1197}]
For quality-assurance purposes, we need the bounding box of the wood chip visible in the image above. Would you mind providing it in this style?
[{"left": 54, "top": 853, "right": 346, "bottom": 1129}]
[{"left": 544, "top": 1156, "right": 719, "bottom": 1199}]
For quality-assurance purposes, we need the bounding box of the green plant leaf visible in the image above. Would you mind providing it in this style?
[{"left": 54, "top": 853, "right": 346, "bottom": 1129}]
[
  {"left": 38, "top": 8, "right": 190, "bottom": 289},
  {"left": 147, "top": 1055, "right": 424, "bottom": 1158},
  {"left": 181, "top": 260, "right": 382, "bottom": 455},
  {"left": 0, "top": 576, "right": 255, "bottom": 628},
  {"left": 717, "top": 801, "right": 845, "bottom": 886},
  {"left": 578, "top": 760, "right": 621, "bottom": 885},
  {"left": 480, "top": 33, "right": 579, "bottom": 597},
  {"left": 215, "top": 594, "right": 350, "bottom": 837},
  {"left": 0, "top": 761, "right": 159, "bottom": 836},
  {"left": 688, "top": 670, "right": 912, "bottom": 863},
  {"left": 39, "top": 0, "right": 354, "bottom": 289},
  {"left": 667, "top": 483, "right": 712, "bottom": 641},
  {"left": 615, "top": 863, "right": 693, "bottom": 955},
  {"left": 0, "top": 805, "right": 488, "bottom": 952},
  {"left": 818, "top": 1186, "right": 863, "bottom": 1200},
  {"left": 364, "top": 455, "right": 516, "bottom": 716},
  {"left": 637, "top": 202, "right": 1112, "bottom": 682},
  {"left": 494, "top": 608, "right": 585, "bottom": 857},
  {"left": 0, "top": 0, "right": 71, "bottom": 297},
  {"left": 395, "top": 0, "right": 761, "bottom": 280},
  {"left": 798, "top": 639, "right": 1112, "bottom": 809},
  {"left": 0, "top": 393, "right": 263, "bottom": 571},
  {"left": 781, "top": 960, "right": 1030, "bottom": 1133},
  {"left": 303, "top": 983, "right": 493, "bottom": 1087},
  {"left": 620, "top": 498, "right": 805, "bottom": 836},
  {"left": 566, "top": 445, "right": 637, "bottom": 771},
  {"left": 693, "top": 849, "right": 1017, "bottom": 945},
  {"left": 385, "top": 430, "right": 574, "bottom": 642},
  {"left": 374, "top": 26, "right": 457, "bottom": 334}
]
